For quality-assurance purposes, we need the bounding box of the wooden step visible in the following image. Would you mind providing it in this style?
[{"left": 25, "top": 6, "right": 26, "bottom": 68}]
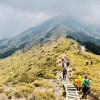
[
  {"left": 66, "top": 92, "right": 78, "bottom": 95},
  {"left": 67, "top": 91, "right": 78, "bottom": 94},
  {"left": 67, "top": 87, "right": 77, "bottom": 91},
  {"left": 67, "top": 95, "right": 80, "bottom": 99},
  {"left": 67, "top": 87, "right": 77, "bottom": 89}
]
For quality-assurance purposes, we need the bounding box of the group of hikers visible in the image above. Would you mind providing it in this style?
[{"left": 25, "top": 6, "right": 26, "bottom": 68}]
[
  {"left": 61, "top": 56, "right": 91, "bottom": 99},
  {"left": 75, "top": 75, "right": 91, "bottom": 99},
  {"left": 62, "top": 57, "right": 70, "bottom": 80},
  {"left": 86, "top": 60, "right": 93, "bottom": 66}
]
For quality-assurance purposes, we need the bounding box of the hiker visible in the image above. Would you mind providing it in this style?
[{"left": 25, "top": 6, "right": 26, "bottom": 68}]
[
  {"left": 86, "top": 61, "right": 89, "bottom": 66},
  {"left": 63, "top": 68, "right": 67, "bottom": 80},
  {"left": 81, "top": 75, "right": 91, "bottom": 99},
  {"left": 66, "top": 60, "right": 70, "bottom": 67},
  {"left": 90, "top": 60, "right": 93, "bottom": 65},
  {"left": 62, "top": 58, "right": 65, "bottom": 68},
  {"left": 75, "top": 75, "right": 83, "bottom": 91}
]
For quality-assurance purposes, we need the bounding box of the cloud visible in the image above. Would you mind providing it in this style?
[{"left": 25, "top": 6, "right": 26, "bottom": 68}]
[{"left": 0, "top": 0, "right": 100, "bottom": 39}]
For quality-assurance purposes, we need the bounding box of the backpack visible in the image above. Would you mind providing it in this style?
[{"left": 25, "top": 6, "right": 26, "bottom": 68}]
[
  {"left": 77, "top": 79, "right": 82, "bottom": 87},
  {"left": 63, "top": 68, "right": 67, "bottom": 75},
  {"left": 84, "top": 80, "right": 90, "bottom": 89},
  {"left": 66, "top": 61, "right": 70, "bottom": 66}
]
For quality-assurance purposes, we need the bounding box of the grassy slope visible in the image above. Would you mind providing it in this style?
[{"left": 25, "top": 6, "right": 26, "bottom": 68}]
[
  {"left": 67, "top": 51, "right": 100, "bottom": 97},
  {"left": 53, "top": 37, "right": 100, "bottom": 98},
  {"left": 0, "top": 36, "right": 100, "bottom": 99}
]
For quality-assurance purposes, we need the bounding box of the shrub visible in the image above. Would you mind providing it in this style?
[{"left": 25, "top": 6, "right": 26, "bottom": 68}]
[
  {"left": 15, "top": 84, "right": 35, "bottom": 98},
  {"left": 44, "top": 73, "right": 56, "bottom": 79},
  {"left": 35, "top": 91, "right": 56, "bottom": 100},
  {"left": 46, "top": 57, "right": 51, "bottom": 61},
  {"left": 14, "top": 91, "right": 22, "bottom": 98},
  {"left": 14, "top": 73, "right": 19, "bottom": 78},
  {"left": 8, "top": 95, "right": 12, "bottom": 99},
  {"left": 33, "top": 80, "right": 53, "bottom": 88},
  {"left": 36, "top": 71, "right": 45, "bottom": 78},
  {"left": 19, "top": 73, "right": 35, "bottom": 83}
]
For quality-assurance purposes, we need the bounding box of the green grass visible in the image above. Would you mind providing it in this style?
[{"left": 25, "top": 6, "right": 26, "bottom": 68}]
[{"left": 0, "top": 36, "right": 100, "bottom": 98}]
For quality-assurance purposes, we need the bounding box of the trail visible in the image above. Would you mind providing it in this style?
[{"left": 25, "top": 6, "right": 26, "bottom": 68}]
[
  {"left": 57, "top": 53, "right": 80, "bottom": 100},
  {"left": 58, "top": 53, "right": 95, "bottom": 100}
]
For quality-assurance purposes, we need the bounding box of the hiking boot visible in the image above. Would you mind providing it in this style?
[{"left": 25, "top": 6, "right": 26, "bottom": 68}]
[
  {"left": 81, "top": 96, "right": 84, "bottom": 99},
  {"left": 85, "top": 96, "right": 87, "bottom": 99}
]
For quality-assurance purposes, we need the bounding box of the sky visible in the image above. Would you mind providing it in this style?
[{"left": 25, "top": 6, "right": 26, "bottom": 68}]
[{"left": 0, "top": 0, "right": 100, "bottom": 39}]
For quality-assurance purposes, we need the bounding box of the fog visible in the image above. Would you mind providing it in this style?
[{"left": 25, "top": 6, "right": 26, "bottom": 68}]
[{"left": 0, "top": 0, "right": 100, "bottom": 39}]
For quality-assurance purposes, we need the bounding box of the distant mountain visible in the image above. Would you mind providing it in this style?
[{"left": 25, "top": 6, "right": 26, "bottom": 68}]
[{"left": 0, "top": 15, "right": 100, "bottom": 58}]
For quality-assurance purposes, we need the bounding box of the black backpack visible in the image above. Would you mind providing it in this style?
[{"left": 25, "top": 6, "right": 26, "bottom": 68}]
[{"left": 63, "top": 68, "right": 67, "bottom": 74}]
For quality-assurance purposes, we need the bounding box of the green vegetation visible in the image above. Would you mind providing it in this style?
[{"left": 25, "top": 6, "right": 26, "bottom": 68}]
[
  {"left": 0, "top": 36, "right": 100, "bottom": 99},
  {"left": 67, "top": 35, "right": 100, "bottom": 55},
  {"left": 34, "top": 91, "right": 56, "bottom": 100},
  {"left": 65, "top": 48, "right": 100, "bottom": 98},
  {"left": 84, "top": 41, "right": 100, "bottom": 55}
]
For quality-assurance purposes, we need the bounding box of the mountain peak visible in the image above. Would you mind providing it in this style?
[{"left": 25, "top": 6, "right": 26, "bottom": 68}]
[{"left": 0, "top": 16, "right": 100, "bottom": 58}]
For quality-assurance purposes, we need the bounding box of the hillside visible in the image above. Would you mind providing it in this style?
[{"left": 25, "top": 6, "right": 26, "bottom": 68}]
[
  {"left": 0, "top": 15, "right": 100, "bottom": 59},
  {"left": 0, "top": 36, "right": 100, "bottom": 99}
]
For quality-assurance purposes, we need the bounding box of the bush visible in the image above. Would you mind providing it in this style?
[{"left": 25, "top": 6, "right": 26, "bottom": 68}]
[
  {"left": 14, "top": 92, "right": 22, "bottom": 98},
  {"left": 44, "top": 73, "right": 56, "bottom": 79},
  {"left": 19, "top": 73, "right": 35, "bottom": 83},
  {"left": 36, "top": 71, "right": 45, "bottom": 78},
  {"left": 35, "top": 91, "right": 56, "bottom": 100},
  {"left": 8, "top": 95, "right": 12, "bottom": 99},
  {"left": 15, "top": 84, "right": 35, "bottom": 98},
  {"left": 33, "top": 80, "right": 53, "bottom": 88},
  {"left": 46, "top": 57, "right": 51, "bottom": 61}
]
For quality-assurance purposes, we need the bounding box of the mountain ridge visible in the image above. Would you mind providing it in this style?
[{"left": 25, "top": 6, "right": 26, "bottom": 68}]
[
  {"left": 0, "top": 15, "right": 100, "bottom": 58},
  {"left": 0, "top": 36, "right": 99, "bottom": 99}
]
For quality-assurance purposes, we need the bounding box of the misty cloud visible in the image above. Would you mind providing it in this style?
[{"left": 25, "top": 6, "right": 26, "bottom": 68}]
[{"left": 0, "top": 0, "right": 100, "bottom": 39}]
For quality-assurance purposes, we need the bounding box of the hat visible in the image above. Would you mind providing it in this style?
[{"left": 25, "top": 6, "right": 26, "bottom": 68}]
[
  {"left": 84, "top": 75, "right": 88, "bottom": 79},
  {"left": 78, "top": 75, "right": 82, "bottom": 79}
]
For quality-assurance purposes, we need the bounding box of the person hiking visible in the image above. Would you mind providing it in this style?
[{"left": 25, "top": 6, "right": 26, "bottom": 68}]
[
  {"left": 81, "top": 75, "right": 91, "bottom": 99},
  {"left": 66, "top": 60, "right": 70, "bottom": 67},
  {"left": 62, "top": 58, "right": 65, "bottom": 68},
  {"left": 86, "top": 61, "right": 89, "bottom": 66},
  {"left": 75, "top": 75, "right": 83, "bottom": 91},
  {"left": 90, "top": 60, "right": 93, "bottom": 65},
  {"left": 63, "top": 68, "right": 67, "bottom": 80}
]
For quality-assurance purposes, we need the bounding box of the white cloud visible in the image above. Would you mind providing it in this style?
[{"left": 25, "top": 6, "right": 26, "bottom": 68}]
[
  {"left": 0, "top": 0, "right": 100, "bottom": 39},
  {"left": 0, "top": 5, "right": 52, "bottom": 39}
]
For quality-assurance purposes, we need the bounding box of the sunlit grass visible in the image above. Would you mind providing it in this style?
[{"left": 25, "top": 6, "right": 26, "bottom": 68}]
[{"left": 0, "top": 36, "right": 100, "bottom": 98}]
